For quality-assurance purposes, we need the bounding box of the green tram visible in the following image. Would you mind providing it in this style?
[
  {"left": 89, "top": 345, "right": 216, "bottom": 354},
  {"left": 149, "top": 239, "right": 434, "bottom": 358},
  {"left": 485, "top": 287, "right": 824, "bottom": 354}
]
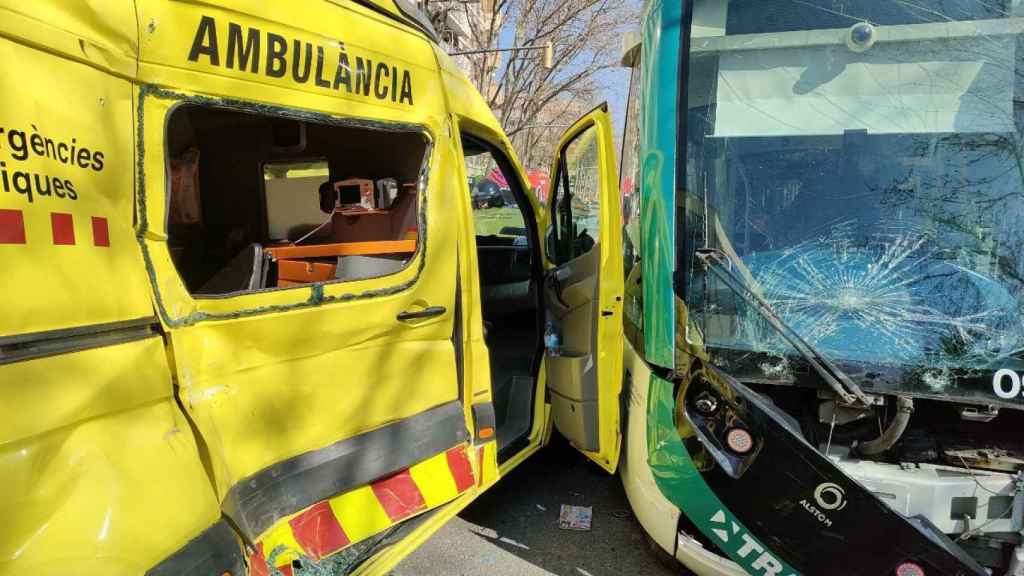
[{"left": 615, "top": 1, "right": 1024, "bottom": 574}]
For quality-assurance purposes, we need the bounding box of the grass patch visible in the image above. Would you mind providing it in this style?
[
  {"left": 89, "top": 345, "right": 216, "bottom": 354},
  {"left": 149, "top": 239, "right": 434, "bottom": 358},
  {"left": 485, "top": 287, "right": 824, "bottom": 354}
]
[{"left": 473, "top": 207, "right": 525, "bottom": 237}]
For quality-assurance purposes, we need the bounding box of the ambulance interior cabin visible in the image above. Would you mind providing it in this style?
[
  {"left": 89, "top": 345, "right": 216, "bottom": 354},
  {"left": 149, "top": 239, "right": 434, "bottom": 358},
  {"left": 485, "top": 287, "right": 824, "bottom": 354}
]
[
  {"left": 165, "top": 104, "right": 543, "bottom": 457},
  {"left": 460, "top": 135, "right": 542, "bottom": 457},
  {"left": 165, "top": 104, "right": 425, "bottom": 295}
]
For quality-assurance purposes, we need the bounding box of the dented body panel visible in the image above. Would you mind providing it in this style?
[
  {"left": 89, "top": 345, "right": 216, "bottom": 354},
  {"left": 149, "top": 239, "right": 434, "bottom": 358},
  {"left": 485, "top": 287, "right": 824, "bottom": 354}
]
[
  {"left": 0, "top": 335, "right": 230, "bottom": 576},
  {"left": 618, "top": 1, "right": 1024, "bottom": 575},
  {"left": 0, "top": 2, "right": 234, "bottom": 574},
  {"left": 0, "top": 0, "right": 150, "bottom": 339},
  {"left": 1, "top": 1, "right": 530, "bottom": 574}
]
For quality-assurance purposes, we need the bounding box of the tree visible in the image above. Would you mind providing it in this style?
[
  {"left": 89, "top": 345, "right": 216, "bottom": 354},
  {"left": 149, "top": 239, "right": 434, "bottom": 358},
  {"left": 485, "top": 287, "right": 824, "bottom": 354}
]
[{"left": 422, "top": 0, "right": 636, "bottom": 168}]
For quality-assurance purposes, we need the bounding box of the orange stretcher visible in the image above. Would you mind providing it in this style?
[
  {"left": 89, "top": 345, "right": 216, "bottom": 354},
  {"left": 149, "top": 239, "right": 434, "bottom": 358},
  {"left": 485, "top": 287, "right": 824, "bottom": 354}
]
[
  {"left": 265, "top": 239, "right": 417, "bottom": 260},
  {"left": 268, "top": 239, "right": 417, "bottom": 286}
]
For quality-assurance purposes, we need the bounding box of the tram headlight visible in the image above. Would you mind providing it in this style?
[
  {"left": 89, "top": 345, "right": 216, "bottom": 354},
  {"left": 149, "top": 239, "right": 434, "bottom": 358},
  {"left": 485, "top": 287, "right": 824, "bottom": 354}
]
[
  {"left": 895, "top": 562, "right": 926, "bottom": 576},
  {"left": 725, "top": 427, "right": 755, "bottom": 455}
]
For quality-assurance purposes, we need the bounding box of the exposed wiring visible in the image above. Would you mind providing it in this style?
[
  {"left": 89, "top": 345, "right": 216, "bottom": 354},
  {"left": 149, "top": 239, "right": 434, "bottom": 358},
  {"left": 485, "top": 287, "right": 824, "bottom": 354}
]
[
  {"left": 954, "top": 465, "right": 1021, "bottom": 542},
  {"left": 292, "top": 212, "right": 334, "bottom": 245},
  {"left": 956, "top": 453, "right": 1010, "bottom": 497},
  {"left": 825, "top": 401, "right": 837, "bottom": 457},
  {"left": 957, "top": 502, "right": 1015, "bottom": 541}
]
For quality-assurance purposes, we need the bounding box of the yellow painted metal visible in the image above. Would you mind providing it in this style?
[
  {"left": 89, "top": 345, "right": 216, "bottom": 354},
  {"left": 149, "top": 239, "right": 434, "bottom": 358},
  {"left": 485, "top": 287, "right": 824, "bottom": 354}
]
[
  {"left": 0, "top": 27, "right": 151, "bottom": 339},
  {"left": 476, "top": 441, "right": 500, "bottom": 487},
  {"left": 346, "top": 445, "right": 493, "bottom": 576},
  {"left": 443, "top": 49, "right": 554, "bottom": 485},
  {"left": 549, "top": 107, "right": 626, "bottom": 473},
  {"left": 2, "top": 0, "right": 584, "bottom": 572},
  {"left": 0, "top": 5, "right": 229, "bottom": 573},
  {"left": 0, "top": 337, "right": 224, "bottom": 575},
  {"left": 169, "top": 311, "right": 460, "bottom": 500},
  {"left": 260, "top": 521, "right": 306, "bottom": 568},
  {"left": 351, "top": 492, "right": 477, "bottom": 576},
  {"left": 410, "top": 451, "right": 460, "bottom": 508},
  {"left": 135, "top": 0, "right": 445, "bottom": 130},
  {"left": 0, "top": 0, "right": 137, "bottom": 78},
  {"left": 328, "top": 487, "right": 394, "bottom": 544},
  {"left": 132, "top": 1, "right": 464, "bottom": 505},
  {"left": 146, "top": 123, "right": 462, "bottom": 499},
  {"left": 447, "top": 117, "right": 502, "bottom": 489},
  {"left": 438, "top": 49, "right": 549, "bottom": 237},
  {"left": 254, "top": 445, "right": 478, "bottom": 572}
]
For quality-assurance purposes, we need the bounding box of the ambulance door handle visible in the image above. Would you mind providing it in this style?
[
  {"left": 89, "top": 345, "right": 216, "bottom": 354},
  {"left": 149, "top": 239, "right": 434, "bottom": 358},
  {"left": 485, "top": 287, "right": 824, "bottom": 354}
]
[{"left": 397, "top": 306, "right": 446, "bottom": 322}]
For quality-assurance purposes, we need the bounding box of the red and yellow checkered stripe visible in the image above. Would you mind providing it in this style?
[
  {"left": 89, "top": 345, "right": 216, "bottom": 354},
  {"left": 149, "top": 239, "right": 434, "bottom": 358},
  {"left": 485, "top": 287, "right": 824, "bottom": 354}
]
[
  {"left": 248, "top": 444, "right": 479, "bottom": 575},
  {"left": 0, "top": 209, "right": 111, "bottom": 247}
]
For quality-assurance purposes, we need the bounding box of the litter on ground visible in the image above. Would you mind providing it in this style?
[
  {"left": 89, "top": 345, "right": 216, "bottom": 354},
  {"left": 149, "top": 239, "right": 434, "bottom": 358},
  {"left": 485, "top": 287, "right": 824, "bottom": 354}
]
[{"left": 558, "top": 505, "right": 593, "bottom": 531}]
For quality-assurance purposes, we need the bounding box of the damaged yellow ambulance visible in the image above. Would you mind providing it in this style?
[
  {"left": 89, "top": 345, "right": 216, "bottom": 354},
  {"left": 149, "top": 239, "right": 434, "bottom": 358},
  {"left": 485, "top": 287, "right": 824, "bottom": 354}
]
[{"left": 0, "top": 1, "right": 625, "bottom": 575}]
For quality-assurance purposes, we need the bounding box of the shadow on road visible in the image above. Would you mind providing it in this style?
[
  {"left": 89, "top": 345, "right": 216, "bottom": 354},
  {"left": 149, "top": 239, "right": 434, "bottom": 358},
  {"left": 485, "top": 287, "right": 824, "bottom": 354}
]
[{"left": 394, "top": 435, "right": 684, "bottom": 576}]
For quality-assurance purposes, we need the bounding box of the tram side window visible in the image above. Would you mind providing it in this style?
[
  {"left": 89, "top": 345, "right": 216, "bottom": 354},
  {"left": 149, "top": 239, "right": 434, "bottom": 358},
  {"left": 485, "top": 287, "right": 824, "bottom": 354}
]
[
  {"left": 620, "top": 60, "right": 644, "bottom": 348},
  {"left": 165, "top": 105, "right": 426, "bottom": 296},
  {"left": 620, "top": 60, "right": 642, "bottom": 272}
]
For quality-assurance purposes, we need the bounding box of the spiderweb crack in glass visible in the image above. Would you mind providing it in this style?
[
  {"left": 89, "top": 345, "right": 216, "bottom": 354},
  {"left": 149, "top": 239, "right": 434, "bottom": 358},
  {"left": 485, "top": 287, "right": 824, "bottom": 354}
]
[
  {"left": 743, "top": 223, "right": 1015, "bottom": 369},
  {"left": 683, "top": 0, "right": 1024, "bottom": 399}
]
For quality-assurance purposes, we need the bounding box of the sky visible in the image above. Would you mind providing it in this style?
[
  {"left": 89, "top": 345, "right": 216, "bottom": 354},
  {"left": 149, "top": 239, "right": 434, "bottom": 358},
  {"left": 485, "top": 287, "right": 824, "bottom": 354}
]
[
  {"left": 601, "top": 64, "right": 634, "bottom": 143},
  {"left": 492, "top": 1, "right": 640, "bottom": 144},
  {"left": 598, "top": 0, "right": 643, "bottom": 142}
]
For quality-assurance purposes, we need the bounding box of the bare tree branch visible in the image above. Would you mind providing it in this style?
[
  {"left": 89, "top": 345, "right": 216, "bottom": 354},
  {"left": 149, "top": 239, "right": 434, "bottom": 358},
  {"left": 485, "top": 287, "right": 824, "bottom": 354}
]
[{"left": 423, "top": 0, "right": 636, "bottom": 168}]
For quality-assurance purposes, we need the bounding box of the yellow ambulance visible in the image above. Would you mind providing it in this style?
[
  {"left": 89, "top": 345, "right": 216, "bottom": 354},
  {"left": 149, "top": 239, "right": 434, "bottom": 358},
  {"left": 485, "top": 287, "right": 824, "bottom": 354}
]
[{"left": 0, "top": 1, "right": 623, "bottom": 574}]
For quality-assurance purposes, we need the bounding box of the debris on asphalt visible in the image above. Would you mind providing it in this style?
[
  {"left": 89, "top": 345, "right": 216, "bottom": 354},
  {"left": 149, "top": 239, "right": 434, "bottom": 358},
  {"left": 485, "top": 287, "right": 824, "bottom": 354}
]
[
  {"left": 558, "top": 505, "right": 593, "bottom": 531},
  {"left": 536, "top": 504, "right": 547, "bottom": 512},
  {"left": 498, "top": 536, "right": 530, "bottom": 550}
]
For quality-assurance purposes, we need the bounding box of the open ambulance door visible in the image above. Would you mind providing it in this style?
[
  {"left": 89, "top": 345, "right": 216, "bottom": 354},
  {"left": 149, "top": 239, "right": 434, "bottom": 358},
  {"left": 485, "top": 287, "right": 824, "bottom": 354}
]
[{"left": 542, "top": 104, "right": 625, "bottom": 473}]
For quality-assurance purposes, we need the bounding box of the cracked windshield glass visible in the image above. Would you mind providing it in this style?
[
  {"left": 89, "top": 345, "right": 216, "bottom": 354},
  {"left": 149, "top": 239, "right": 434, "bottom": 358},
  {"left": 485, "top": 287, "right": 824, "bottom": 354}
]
[{"left": 682, "top": 0, "right": 1024, "bottom": 404}]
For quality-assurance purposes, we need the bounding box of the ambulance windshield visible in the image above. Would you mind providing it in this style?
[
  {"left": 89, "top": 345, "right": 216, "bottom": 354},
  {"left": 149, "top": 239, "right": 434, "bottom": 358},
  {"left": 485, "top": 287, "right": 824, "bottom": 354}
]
[{"left": 681, "top": 0, "right": 1024, "bottom": 403}]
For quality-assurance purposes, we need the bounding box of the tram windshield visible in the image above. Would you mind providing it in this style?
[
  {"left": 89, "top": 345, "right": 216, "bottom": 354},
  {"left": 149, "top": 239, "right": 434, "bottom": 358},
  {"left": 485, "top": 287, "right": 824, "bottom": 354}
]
[{"left": 682, "top": 0, "right": 1024, "bottom": 401}]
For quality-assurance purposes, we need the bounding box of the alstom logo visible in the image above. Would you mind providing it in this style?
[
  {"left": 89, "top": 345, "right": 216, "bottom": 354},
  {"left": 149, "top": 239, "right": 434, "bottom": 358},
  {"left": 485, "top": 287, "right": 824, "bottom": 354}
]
[
  {"left": 708, "top": 510, "right": 797, "bottom": 576},
  {"left": 814, "top": 483, "right": 847, "bottom": 510}
]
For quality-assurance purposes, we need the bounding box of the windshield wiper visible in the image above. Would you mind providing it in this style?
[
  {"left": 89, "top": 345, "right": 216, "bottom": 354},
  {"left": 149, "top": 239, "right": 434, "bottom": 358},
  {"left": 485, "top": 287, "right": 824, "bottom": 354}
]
[{"left": 696, "top": 247, "right": 873, "bottom": 407}]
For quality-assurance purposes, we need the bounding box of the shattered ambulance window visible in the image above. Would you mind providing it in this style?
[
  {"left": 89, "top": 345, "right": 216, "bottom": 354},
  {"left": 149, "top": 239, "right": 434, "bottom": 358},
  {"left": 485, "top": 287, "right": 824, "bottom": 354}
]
[
  {"left": 165, "top": 105, "right": 426, "bottom": 296},
  {"left": 682, "top": 0, "right": 1024, "bottom": 402}
]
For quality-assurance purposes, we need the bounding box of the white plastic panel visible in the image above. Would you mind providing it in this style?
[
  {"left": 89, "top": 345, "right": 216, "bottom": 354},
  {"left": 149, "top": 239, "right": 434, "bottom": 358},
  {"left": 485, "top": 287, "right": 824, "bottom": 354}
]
[
  {"left": 714, "top": 36, "right": 1016, "bottom": 137},
  {"left": 833, "top": 455, "right": 1020, "bottom": 534}
]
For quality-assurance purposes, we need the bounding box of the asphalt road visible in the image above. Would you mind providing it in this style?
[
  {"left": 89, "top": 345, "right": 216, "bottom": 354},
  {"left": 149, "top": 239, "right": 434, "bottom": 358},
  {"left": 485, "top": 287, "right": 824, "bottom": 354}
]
[{"left": 392, "top": 437, "right": 683, "bottom": 576}]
